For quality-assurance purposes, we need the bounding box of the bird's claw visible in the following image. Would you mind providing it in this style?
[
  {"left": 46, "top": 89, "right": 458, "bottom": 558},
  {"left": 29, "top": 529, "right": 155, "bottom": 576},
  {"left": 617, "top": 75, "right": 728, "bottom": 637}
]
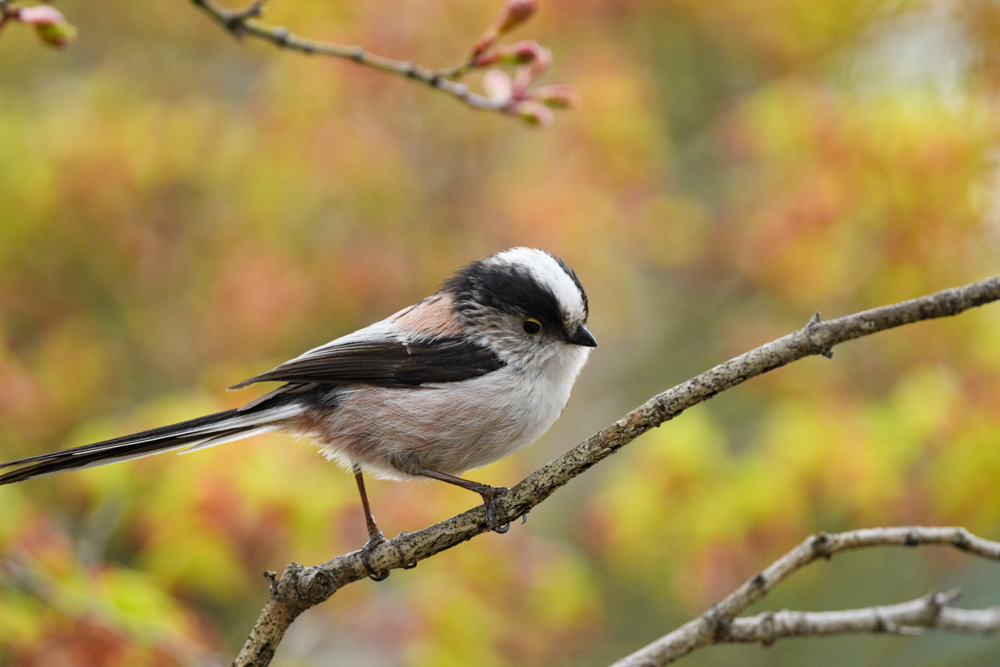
[
  {"left": 360, "top": 533, "right": 390, "bottom": 581},
  {"left": 481, "top": 486, "right": 511, "bottom": 533}
]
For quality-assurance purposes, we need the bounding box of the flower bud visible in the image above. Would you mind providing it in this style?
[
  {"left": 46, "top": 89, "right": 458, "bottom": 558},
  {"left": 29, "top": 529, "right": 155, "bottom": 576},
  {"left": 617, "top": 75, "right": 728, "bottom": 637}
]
[
  {"left": 495, "top": 0, "right": 538, "bottom": 34},
  {"left": 513, "top": 100, "right": 554, "bottom": 127},
  {"left": 532, "top": 85, "right": 580, "bottom": 109},
  {"left": 511, "top": 45, "right": 550, "bottom": 96},
  {"left": 473, "top": 0, "right": 537, "bottom": 59},
  {"left": 34, "top": 21, "right": 77, "bottom": 48},
  {"left": 472, "top": 29, "right": 499, "bottom": 57},
  {"left": 474, "top": 39, "right": 546, "bottom": 68},
  {"left": 16, "top": 6, "right": 76, "bottom": 49},
  {"left": 16, "top": 5, "right": 66, "bottom": 25},
  {"left": 499, "top": 40, "right": 545, "bottom": 65},
  {"left": 483, "top": 69, "right": 514, "bottom": 105}
]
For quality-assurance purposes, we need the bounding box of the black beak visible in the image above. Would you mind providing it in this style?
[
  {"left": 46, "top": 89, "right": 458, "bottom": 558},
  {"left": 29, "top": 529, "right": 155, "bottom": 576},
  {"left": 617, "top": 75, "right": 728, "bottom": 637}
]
[{"left": 567, "top": 325, "right": 598, "bottom": 347}]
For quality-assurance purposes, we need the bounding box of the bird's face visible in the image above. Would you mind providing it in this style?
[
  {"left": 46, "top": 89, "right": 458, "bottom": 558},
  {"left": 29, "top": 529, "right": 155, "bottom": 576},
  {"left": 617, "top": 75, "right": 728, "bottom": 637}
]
[{"left": 445, "top": 247, "right": 596, "bottom": 371}]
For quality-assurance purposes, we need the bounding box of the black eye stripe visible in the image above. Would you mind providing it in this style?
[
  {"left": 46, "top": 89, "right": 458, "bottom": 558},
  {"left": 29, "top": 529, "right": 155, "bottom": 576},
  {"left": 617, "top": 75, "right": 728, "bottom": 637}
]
[
  {"left": 445, "top": 252, "right": 590, "bottom": 339},
  {"left": 447, "top": 262, "right": 564, "bottom": 326}
]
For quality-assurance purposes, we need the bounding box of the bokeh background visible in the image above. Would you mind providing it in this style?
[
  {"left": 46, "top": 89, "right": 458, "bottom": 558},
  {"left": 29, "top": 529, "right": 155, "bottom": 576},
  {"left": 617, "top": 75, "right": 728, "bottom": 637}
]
[{"left": 2, "top": 0, "right": 1000, "bottom": 665}]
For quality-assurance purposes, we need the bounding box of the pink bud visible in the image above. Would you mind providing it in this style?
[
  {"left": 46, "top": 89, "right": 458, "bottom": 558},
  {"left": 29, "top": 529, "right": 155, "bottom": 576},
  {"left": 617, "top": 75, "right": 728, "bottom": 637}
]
[
  {"left": 511, "top": 46, "right": 550, "bottom": 96},
  {"left": 17, "top": 6, "right": 76, "bottom": 48},
  {"left": 495, "top": 0, "right": 538, "bottom": 34},
  {"left": 471, "top": 50, "right": 499, "bottom": 68},
  {"left": 532, "top": 85, "right": 580, "bottom": 109},
  {"left": 500, "top": 40, "right": 545, "bottom": 65},
  {"left": 17, "top": 5, "right": 66, "bottom": 25},
  {"left": 483, "top": 70, "right": 513, "bottom": 105},
  {"left": 474, "top": 39, "right": 546, "bottom": 68},
  {"left": 528, "top": 45, "right": 551, "bottom": 76},
  {"left": 513, "top": 100, "right": 554, "bottom": 127},
  {"left": 472, "top": 28, "right": 499, "bottom": 57}
]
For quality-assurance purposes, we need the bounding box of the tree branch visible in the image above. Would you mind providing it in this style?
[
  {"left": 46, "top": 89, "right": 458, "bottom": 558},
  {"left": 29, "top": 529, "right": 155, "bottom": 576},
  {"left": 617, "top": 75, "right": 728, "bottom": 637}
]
[
  {"left": 726, "top": 593, "right": 1000, "bottom": 641},
  {"left": 189, "top": 0, "right": 573, "bottom": 125},
  {"left": 234, "top": 275, "right": 1000, "bottom": 665},
  {"left": 612, "top": 526, "right": 1000, "bottom": 666}
]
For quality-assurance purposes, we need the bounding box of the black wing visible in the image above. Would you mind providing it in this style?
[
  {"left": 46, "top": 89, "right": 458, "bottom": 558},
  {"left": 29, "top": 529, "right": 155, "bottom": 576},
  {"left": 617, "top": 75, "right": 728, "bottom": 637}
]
[{"left": 229, "top": 336, "right": 505, "bottom": 390}]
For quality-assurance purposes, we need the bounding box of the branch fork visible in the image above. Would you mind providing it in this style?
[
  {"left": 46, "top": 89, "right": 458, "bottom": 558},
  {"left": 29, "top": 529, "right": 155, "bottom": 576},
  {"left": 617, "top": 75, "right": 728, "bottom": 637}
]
[
  {"left": 221, "top": 0, "right": 266, "bottom": 34},
  {"left": 234, "top": 275, "right": 1000, "bottom": 665},
  {"left": 614, "top": 528, "right": 1000, "bottom": 666}
]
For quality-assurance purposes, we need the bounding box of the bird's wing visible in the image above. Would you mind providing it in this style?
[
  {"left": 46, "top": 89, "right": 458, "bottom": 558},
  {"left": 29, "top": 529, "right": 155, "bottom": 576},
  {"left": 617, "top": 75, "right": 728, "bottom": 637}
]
[{"left": 228, "top": 335, "right": 505, "bottom": 390}]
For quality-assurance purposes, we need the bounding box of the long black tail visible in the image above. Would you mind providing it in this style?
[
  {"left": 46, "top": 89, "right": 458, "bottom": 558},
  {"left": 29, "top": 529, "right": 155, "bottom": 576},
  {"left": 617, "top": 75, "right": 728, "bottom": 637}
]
[{"left": 0, "top": 400, "right": 302, "bottom": 485}]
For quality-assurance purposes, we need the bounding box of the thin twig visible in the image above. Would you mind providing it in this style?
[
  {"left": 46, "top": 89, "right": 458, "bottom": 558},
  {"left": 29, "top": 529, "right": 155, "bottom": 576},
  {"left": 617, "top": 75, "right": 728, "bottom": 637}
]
[
  {"left": 188, "top": 0, "right": 506, "bottom": 112},
  {"left": 725, "top": 591, "right": 1000, "bottom": 642},
  {"left": 612, "top": 527, "right": 1000, "bottom": 666},
  {"left": 232, "top": 274, "right": 1000, "bottom": 666}
]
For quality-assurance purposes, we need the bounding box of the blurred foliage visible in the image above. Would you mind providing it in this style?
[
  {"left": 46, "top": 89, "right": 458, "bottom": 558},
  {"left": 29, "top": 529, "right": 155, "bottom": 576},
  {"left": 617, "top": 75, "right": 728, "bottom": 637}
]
[{"left": 2, "top": 0, "right": 1000, "bottom": 665}]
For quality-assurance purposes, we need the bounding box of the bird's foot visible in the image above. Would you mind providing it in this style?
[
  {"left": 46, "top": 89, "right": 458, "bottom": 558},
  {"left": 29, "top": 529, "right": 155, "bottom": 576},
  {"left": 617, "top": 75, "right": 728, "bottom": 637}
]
[
  {"left": 480, "top": 486, "right": 511, "bottom": 533},
  {"left": 360, "top": 532, "right": 390, "bottom": 581}
]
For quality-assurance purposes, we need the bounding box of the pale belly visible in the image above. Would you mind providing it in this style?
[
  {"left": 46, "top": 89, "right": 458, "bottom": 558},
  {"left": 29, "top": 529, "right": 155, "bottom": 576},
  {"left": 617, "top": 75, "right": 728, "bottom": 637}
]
[{"left": 302, "top": 368, "right": 573, "bottom": 480}]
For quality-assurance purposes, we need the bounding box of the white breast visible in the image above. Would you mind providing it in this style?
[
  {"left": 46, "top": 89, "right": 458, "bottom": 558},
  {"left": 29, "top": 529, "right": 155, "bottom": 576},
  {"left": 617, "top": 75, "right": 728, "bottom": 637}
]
[{"left": 308, "top": 344, "right": 590, "bottom": 480}]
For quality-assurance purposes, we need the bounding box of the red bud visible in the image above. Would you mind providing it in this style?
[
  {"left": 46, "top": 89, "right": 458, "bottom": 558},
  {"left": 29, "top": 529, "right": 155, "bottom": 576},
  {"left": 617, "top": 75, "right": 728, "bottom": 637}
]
[
  {"left": 472, "top": 28, "right": 499, "bottom": 57},
  {"left": 475, "top": 39, "right": 546, "bottom": 68},
  {"left": 495, "top": 0, "right": 538, "bottom": 34},
  {"left": 500, "top": 40, "right": 545, "bottom": 65},
  {"left": 473, "top": 0, "right": 538, "bottom": 60}
]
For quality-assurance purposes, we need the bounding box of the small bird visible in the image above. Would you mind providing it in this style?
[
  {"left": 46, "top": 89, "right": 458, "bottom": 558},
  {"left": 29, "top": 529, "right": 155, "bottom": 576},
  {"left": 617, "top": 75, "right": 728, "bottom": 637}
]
[{"left": 0, "top": 248, "right": 595, "bottom": 577}]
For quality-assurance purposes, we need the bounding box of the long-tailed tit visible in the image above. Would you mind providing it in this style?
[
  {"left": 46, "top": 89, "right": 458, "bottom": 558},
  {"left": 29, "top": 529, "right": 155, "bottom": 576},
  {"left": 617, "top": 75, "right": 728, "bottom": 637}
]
[{"left": 0, "top": 248, "right": 595, "bottom": 576}]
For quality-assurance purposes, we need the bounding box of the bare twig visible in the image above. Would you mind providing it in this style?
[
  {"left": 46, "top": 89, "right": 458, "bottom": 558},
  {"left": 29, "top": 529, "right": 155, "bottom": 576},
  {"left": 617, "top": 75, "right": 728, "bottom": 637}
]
[
  {"left": 612, "top": 527, "right": 1000, "bottom": 666},
  {"left": 188, "top": 0, "right": 546, "bottom": 116},
  {"left": 233, "top": 274, "right": 1000, "bottom": 666},
  {"left": 724, "top": 591, "right": 1000, "bottom": 642}
]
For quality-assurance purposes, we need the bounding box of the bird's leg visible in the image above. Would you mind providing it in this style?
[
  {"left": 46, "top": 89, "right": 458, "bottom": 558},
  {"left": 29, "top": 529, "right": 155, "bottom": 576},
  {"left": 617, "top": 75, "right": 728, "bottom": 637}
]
[
  {"left": 413, "top": 466, "right": 511, "bottom": 533},
  {"left": 353, "top": 465, "right": 389, "bottom": 581}
]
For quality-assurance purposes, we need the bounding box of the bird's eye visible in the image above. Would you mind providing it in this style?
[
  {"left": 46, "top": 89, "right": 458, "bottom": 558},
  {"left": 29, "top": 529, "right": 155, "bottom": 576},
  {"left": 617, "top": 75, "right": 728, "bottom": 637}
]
[{"left": 522, "top": 318, "right": 543, "bottom": 335}]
